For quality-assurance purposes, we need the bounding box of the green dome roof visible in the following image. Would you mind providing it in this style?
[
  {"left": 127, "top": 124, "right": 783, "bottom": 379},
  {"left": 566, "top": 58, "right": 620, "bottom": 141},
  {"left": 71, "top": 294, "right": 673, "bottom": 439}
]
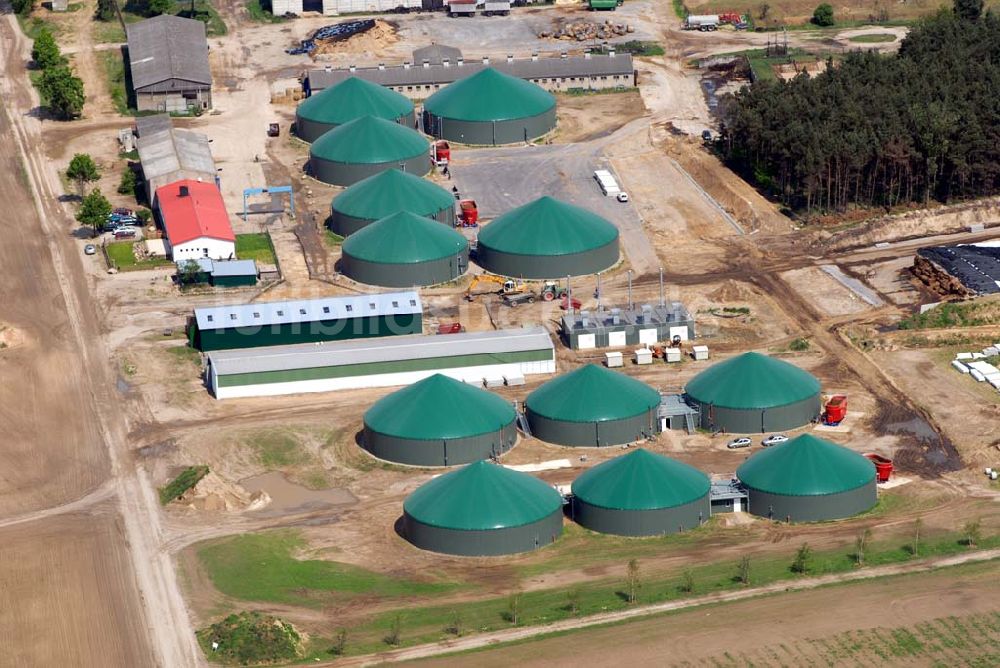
[
  {"left": 685, "top": 352, "right": 821, "bottom": 410},
  {"left": 365, "top": 374, "right": 514, "bottom": 440},
  {"left": 572, "top": 449, "right": 710, "bottom": 511},
  {"left": 527, "top": 365, "right": 660, "bottom": 423},
  {"left": 737, "top": 434, "right": 875, "bottom": 496},
  {"left": 477, "top": 197, "right": 619, "bottom": 257},
  {"left": 404, "top": 460, "right": 563, "bottom": 530},
  {"left": 343, "top": 212, "right": 467, "bottom": 265},
  {"left": 310, "top": 116, "right": 429, "bottom": 165},
  {"left": 424, "top": 68, "right": 556, "bottom": 122},
  {"left": 297, "top": 77, "right": 413, "bottom": 128},
  {"left": 332, "top": 169, "right": 454, "bottom": 221}
]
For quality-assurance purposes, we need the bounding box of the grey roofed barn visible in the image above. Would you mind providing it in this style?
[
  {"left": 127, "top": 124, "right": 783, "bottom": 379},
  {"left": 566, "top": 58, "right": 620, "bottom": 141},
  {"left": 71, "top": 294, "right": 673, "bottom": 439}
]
[
  {"left": 125, "top": 15, "right": 212, "bottom": 91},
  {"left": 305, "top": 52, "right": 634, "bottom": 93},
  {"left": 412, "top": 44, "right": 463, "bottom": 65},
  {"left": 207, "top": 326, "right": 554, "bottom": 376},
  {"left": 194, "top": 291, "right": 421, "bottom": 331}
]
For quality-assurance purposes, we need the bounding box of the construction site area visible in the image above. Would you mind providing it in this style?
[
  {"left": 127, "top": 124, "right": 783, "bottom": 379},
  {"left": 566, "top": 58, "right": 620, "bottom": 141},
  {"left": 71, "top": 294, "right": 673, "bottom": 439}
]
[{"left": 2, "top": 0, "right": 1000, "bottom": 665}]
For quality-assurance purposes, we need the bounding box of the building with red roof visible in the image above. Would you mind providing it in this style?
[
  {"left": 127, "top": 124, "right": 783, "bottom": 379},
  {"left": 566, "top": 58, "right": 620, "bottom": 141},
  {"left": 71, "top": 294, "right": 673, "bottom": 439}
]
[{"left": 155, "top": 179, "right": 236, "bottom": 261}]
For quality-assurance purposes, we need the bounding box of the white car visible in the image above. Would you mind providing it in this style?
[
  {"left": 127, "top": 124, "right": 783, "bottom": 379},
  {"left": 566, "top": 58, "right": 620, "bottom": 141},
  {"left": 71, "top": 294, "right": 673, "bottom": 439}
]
[
  {"left": 762, "top": 434, "right": 788, "bottom": 447},
  {"left": 726, "top": 437, "right": 752, "bottom": 449},
  {"left": 616, "top": 192, "right": 629, "bottom": 203}
]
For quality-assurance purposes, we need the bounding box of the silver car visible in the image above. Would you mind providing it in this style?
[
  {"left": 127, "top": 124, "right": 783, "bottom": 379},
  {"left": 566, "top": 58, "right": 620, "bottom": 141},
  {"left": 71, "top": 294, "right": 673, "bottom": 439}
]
[{"left": 762, "top": 434, "right": 789, "bottom": 447}]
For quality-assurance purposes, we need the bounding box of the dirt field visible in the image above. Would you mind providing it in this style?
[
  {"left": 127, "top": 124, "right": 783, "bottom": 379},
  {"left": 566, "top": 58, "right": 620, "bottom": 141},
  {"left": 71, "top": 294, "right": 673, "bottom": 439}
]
[
  {"left": 410, "top": 559, "right": 1000, "bottom": 667},
  {"left": 553, "top": 90, "right": 647, "bottom": 144}
]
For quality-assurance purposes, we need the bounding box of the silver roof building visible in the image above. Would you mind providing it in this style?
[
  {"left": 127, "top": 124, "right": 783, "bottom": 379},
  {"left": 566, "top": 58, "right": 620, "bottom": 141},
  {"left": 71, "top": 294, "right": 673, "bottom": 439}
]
[
  {"left": 208, "top": 326, "right": 552, "bottom": 375},
  {"left": 135, "top": 114, "right": 216, "bottom": 203},
  {"left": 126, "top": 15, "right": 212, "bottom": 92},
  {"left": 194, "top": 291, "right": 421, "bottom": 331}
]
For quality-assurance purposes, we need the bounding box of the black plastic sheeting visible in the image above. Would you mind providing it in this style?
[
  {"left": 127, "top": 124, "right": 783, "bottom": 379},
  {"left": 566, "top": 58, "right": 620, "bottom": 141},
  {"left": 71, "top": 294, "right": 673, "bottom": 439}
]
[
  {"left": 286, "top": 19, "right": 376, "bottom": 55},
  {"left": 918, "top": 245, "right": 1000, "bottom": 295}
]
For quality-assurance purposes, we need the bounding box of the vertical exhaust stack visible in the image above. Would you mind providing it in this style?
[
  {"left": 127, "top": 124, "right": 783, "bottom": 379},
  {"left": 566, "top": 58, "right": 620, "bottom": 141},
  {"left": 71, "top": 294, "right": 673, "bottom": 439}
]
[
  {"left": 659, "top": 266, "right": 665, "bottom": 307},
  {"left": 627, "top": 270, "right": 633, "bottom": 310},
  {"left": 566, "top": 274, "right": 573, "bottom": 314},
  {"left": 596, "top": 273, "right": 602, "bottom": 311}
]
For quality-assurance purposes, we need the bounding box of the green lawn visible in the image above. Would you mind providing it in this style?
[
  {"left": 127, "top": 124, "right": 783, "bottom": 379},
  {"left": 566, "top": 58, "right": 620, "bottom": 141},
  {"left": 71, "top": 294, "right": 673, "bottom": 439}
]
[
  {"left": 235, "top": 233, "right": 276, "bottom": 265},
  {"left": 193, "top": 518, "right": 1000, "bottom": 660},
  {"left": 196, "top": 531, "right": 459, "bottom": 608},
  {"left": 323, "top": 229, "right": 344, "bottom": 247},
  {"left": 848, "top": 32, "right": 898, "bottom": 43},
  {"left": 17, "top": 14, "right": 59, "bottom": 40},
  {"left": 104, "top": 241, "right": 173, "bottom": 271},
  {"left": 99, "top": 50, "right": 129, "bottom": 115}
]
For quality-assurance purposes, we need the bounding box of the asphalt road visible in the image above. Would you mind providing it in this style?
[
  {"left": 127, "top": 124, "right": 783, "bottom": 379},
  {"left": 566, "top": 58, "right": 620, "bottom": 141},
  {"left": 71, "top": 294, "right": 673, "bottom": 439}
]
[{"left": 451, "top": 119, "right": 661, "bottom": 276}]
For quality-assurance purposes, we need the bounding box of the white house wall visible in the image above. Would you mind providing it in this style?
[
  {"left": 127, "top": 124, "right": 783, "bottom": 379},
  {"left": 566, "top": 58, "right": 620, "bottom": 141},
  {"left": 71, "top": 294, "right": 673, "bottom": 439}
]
[
  {"left": 212, "top": 358, "right": 556, "bottom": 399},
  {"left": 171, "top": 238, "right": 236, "bottom": 262}
]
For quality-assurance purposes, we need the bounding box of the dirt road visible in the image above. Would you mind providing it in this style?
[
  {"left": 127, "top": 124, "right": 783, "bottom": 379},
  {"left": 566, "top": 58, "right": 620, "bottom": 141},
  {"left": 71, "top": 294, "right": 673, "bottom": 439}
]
[
  {"left": 0, "top": 9, "right": 202, "bottom": 667},
  {"left": 340, "top": 549, "right": 1000, "bottom": 666}
]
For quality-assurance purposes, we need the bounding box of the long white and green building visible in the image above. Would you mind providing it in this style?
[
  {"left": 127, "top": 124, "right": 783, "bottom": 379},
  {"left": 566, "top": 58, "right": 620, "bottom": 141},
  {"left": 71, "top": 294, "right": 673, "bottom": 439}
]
[{"left": 206, "top": 327, "right": 555, "bottom": 399}]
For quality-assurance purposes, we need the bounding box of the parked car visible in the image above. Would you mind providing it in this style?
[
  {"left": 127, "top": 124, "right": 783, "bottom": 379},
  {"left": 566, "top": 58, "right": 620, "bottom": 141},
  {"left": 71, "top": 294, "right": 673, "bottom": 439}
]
[
  {"left": 113, "top": 228, "right": 137, "bottom": 239},
  {"left": 616, "top": 192, "right": 629, "bottom": 203},
  {"left": 762, "top": 434, "right": 788, "bottom": 447},
  {"left": 83, "top": 244, "right": 97, "bottom": 255},
  {"left": 726, "top": 437, "right": 752, "bottom": 449},
  {"left": 702, "top": 129, "right": 713, "bottom": 142}
]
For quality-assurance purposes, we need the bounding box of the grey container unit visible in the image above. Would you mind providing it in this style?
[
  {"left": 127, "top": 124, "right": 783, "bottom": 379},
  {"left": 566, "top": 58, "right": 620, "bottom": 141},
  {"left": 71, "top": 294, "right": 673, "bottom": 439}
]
[
  {"left": 737, "top": 434, "right": 878, "bottom": 522},
  {"left": 570, "top": 449, "right": 711, "bottom": 537},
  {"left": 421, "top": 68, "right": 557, "bottom": 146},
  {"left": 308, "top": 116, "right": 430, "bottom": 187},
  {"left": 362, "top": 374, "right": 517, "bottom": 467},
  {"left": 525, "top": 364, "right": 661, "bottom": 447},
  {"left": 402, "top": 460, "right": 564, "bottom": 556},
  {"left": 561, "top": 302, "right": 695, "bottom": 350},
  {"left": 684, "top": 352, "right": 823, "bottom": 433},
  {"left": 339, "top": 211, "right": 469, "bottom": 288},
  {"left": 330, "top": 169, "right": 456, "bottom": 237}
]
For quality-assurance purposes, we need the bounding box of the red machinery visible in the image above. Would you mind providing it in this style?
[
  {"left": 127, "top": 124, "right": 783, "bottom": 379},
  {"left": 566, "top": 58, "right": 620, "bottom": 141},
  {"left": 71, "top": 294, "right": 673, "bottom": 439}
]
[
  {"left": 824, "top": 395, "right": 847, "bottom": 425},
  {"left": 432, "top": 140, "right": 451, "bottom": 165},
  {"left": 457, "top": 199, "right": 478, "bottom": 227},
  {"left": 437, "top": 322, "right": 464, "bottom": 334},
  {"left": 864, "top": 453, "right": 894, "bottom": 482},
  {"left": 718, "top": 11, "right": 743, "bottom": 23}
]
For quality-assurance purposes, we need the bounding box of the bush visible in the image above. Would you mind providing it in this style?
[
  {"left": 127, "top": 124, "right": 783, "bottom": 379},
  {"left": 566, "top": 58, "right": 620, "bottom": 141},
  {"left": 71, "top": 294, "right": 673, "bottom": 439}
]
[
  {"left": 31, "top": 28, "right": 64, "bottom": 70},
  {"left": 199, "top": 612, "right": 302, "bottom": 665},
  {"left": 12, "top": 0, "right": 33, "bottom": 15},
  {"left": 812, "top": 2, "right": 834, "bottom": 25},
  {"left": 789, "top": 337, "right": 811, "bottom": 351},
  {"left": 158, "top": 465, "right": 209, "bottom": 504},
  {"left": 39, "top": 66, "right": 84, "bottom": 119},
  {"left": 117, "top": 166, "right": 137, "bottom": 196}
]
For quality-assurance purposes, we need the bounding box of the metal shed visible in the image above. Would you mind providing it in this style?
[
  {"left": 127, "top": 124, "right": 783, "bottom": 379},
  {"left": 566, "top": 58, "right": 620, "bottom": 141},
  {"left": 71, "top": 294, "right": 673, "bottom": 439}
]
[
  {"left": 475, "top": 197, "right": 619, "bottom": 279},
  {"left": 340, "top": 211, "right": 468, "bottom": 288},
  {"left": 570, "top": 449, "right": 710, "bottom": 536},
  {"left": 525, "top": 364, "right": 660, "bottom": 447},
  {"left": 190, "top": 291, "right": 423, "bottom": 351},
  {"left": 685, "top": 352, "right": 822, "bottom": 433},
  {"left": 362, "top": 374, "right": 516, "bottom": 466},
  {"left": 422, "top": 68, "right": 556, "bottom": 145},
  {"left": 330, "top": 169, "right": 456, "bottom": 236},
  {"left": 737, "top": 434, "right": 877, "bottom": 522},
  {"left": 295, "top": 77, "right": 415, "bottom": 143},
  {"left": 402, "top": 460, "right": 563, "bottom": 556},
  {"left": 309, "top": 116, "right": 430, "bottom": 186}
]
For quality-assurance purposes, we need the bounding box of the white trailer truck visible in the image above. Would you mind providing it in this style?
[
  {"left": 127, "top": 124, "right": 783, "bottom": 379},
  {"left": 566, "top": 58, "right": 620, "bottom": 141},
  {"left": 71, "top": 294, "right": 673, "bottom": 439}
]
[{"left": 684, "top": 14, "right": 720, "bottom": 31}]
